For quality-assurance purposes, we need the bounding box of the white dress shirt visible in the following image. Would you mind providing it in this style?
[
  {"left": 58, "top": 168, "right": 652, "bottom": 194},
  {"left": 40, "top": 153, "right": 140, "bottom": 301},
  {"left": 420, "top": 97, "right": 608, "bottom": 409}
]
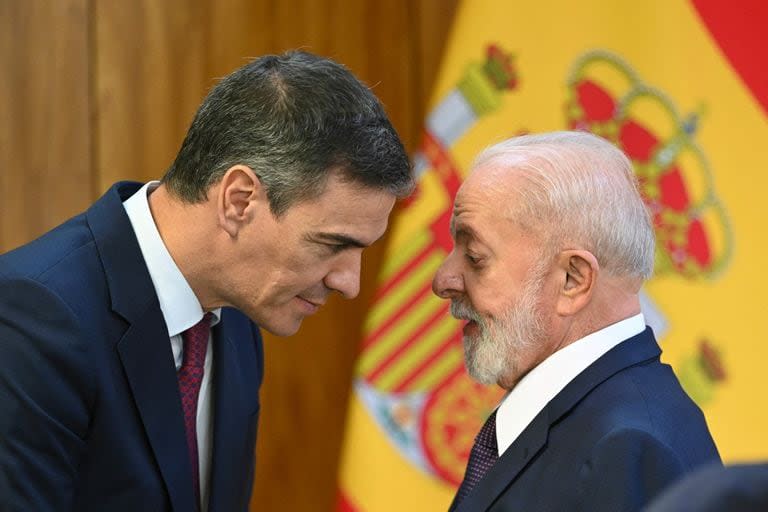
[
  {"left": 124, "top": 181, "right": 220, "bottom": 511},
  {"left": 495, "top": 313, "right": 646, "bottom": 456}
]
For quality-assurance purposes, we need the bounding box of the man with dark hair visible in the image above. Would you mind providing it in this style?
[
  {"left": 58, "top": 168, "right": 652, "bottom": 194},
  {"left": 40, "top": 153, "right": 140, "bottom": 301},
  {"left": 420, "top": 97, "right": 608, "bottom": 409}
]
[
  {"left": 0, "top": 51, "right": 413, "bottom": 512},
  {"left": 432, "top": 131, "right": 719, "bottom": 512}
]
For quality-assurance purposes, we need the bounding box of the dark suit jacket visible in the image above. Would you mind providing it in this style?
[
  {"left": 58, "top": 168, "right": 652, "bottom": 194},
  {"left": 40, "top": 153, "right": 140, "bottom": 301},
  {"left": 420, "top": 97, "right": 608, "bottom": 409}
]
[
  {"left": 450, "top": 328, "right": 721, "bottom": 512},
  {"left": 643, "top": 463, "right": 768, "bottom": 512},
  {"left": 0, "top": 182, "right": 264, "bottom": 511}
]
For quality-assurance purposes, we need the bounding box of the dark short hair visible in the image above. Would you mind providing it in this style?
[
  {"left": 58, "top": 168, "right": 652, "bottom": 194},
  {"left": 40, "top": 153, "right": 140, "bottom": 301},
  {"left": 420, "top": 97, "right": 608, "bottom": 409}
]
[{"left": 162, "top": 51, "right": 413, "bottom": 215}]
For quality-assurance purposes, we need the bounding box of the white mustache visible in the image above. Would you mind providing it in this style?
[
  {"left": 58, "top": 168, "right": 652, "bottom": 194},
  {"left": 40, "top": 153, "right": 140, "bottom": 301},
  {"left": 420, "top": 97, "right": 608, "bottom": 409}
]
[{"left": 450, "top": 301, "right": 482, "bottom": 323}]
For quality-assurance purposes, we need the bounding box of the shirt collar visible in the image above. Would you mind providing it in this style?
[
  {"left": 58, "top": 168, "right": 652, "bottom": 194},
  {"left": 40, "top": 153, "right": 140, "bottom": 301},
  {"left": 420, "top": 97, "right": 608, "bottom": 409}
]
[
  {"left": 123, "top": 181, "right": 221, "bottom": 337},
  {"left": 495, "top": 313, "right": 645, "bottom": 455}
]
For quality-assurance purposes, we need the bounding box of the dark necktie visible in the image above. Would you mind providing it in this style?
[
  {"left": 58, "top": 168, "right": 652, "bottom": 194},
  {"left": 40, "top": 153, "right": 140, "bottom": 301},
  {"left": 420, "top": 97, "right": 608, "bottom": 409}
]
[
  {"left": 178, "top": 312, "right": 212, "bottom": 511},
  {"left": 454, "top": 410, "right": 499, "bottom": 506}
]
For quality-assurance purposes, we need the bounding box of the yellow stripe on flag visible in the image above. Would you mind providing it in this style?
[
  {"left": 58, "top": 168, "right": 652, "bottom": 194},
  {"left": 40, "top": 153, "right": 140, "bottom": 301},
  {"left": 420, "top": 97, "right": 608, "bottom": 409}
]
[
  {"left": 374, "top": 311, "right": 458, "bottom": 390},
  {"left": 358, "top": 286, "right": 444, "bottom": 378},
  {"left": 362, "top": 250, "right": 442, "bottom": 337},
  {"left": 377, "top": 229, "right": 430, "bottom": 285},
  {"left": 404, "top": 345, "right": 463, "bottom": 393}
]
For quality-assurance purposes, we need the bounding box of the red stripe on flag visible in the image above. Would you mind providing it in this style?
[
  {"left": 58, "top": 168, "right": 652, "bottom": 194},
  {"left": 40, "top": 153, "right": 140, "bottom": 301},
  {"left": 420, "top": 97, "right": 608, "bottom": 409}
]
[
  {"left": 363, "top": 275, "right": 435, "bottom": 350},
  {"left": 692, "top": 0, "right": 768, "bottom": 115},
  {"left": 421, "top": 130, "right": 464, "bottom": 253},
  {"left": 336, "top": 489, "right": 359, "bottom": 512},
  {"left": 366, "top": 301, "right": 450, "bottom": 383},
  {"left": 393, "top": 331, "right": 463, "bottom": 393},
  {"left": 372, "top": 240, "right": 436, "bottom": 302}
]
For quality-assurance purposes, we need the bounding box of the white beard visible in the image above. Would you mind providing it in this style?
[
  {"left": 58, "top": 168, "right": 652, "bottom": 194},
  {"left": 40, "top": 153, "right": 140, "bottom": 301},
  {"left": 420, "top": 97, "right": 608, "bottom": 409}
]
[{"left": 451, "top": 268, "right": 548, "bottom": 386}]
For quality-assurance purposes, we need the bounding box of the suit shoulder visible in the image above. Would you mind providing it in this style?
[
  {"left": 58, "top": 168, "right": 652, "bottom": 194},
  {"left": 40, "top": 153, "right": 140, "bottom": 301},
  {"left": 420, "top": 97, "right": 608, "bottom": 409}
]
[
  {"left": 0, "top": 274, "right": 96, "bottom": 401},
  {"left": 0, "top": 212, "right": 95, "bottom": 283},
  {"left": 0, "top": 275, "right": 85, "bottom": 343},
  {"left": 573, "top": 359, "right": 720, "bottom": 466},
  {"left": 580, "top": 358, "right": 698, "bottom": 425}
]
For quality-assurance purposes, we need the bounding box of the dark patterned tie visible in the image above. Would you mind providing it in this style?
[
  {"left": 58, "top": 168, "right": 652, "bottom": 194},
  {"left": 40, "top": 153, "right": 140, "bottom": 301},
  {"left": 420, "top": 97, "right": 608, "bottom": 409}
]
[
  {"left": 454, "top": 410, "right": 499, "bottom": 506},
  {"left": 178, "top": 312, "right": 212, "bottom": 512}
]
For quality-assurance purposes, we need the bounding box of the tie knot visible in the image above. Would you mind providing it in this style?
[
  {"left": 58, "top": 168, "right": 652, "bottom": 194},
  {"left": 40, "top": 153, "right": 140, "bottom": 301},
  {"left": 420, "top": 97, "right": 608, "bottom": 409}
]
[
  {"left": 181, "top": 312, "right": 212, "bottom": 368},
  {"left": 453, "top": 409, "right": 499, "bottom": 506},
  {"left": 476, "top": 409, "right": 498, "bottom": 451}
]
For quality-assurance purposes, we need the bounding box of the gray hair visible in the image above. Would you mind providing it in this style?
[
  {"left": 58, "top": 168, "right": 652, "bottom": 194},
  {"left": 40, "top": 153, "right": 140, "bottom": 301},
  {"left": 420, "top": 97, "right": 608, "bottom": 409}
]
[
  {"left": 163, "top": 51, "right": 413, "bottom": 216},
  {"left": 474, "top": 131, "right": 655, "bottom": 281}
]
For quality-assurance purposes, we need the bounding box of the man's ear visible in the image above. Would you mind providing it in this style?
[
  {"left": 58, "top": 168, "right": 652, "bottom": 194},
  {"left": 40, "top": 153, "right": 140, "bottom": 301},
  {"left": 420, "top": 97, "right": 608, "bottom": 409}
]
[
  {"left": 555, "top": 249, "right": 598, "bottom": 316},
  {"left": 216, "top": 165, "right": 264, "bottom": 237}
]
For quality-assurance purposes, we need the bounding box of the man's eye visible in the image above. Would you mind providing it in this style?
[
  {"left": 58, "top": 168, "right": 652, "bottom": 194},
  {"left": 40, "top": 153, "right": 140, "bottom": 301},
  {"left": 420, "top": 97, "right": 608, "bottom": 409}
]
[
  {"left": 326, "top": 244, "right": 348, "bottom": 254},
  {"left": 465, "top": 253, "right": 482, "bottom": 266}
]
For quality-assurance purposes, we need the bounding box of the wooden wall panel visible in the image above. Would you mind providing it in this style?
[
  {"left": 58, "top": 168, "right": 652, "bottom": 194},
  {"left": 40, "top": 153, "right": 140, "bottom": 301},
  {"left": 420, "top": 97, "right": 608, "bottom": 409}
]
[
  {"left": 94, "top": 0, "right": 209, "bottom": 190},
  {"left": 415, "top": 0, "right": 461, "bottom": 109},
  {"left": 204, "top": 0, "right": 273, "bottom": 79},
  {"left": 0, "top": 0, "right": 92, "bottom": 251}
]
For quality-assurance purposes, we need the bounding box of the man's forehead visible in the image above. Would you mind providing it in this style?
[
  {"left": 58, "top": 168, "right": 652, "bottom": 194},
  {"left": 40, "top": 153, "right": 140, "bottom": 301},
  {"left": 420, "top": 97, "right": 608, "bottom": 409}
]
[
  {"left": 449, "top": 176, "right": 495, "bottom": 233},
  {"left": 463, "top": 160, "right": 530, "bottom": 196},
  {"left": 449, "top": 210, "right": 484, "bottom": 242},
  {"left": 449, "top": 185, "right": 522, "bottom": 245}
]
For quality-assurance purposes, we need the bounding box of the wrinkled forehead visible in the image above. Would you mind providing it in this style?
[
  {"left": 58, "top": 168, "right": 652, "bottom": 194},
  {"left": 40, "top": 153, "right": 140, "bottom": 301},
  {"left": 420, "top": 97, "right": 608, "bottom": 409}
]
[
  {"left": 454, "top": 163, "right": 528, "bottom": 213},
  {"left": 449, "top": 181, "right": 508, "bottom": 243},
  {"left": 452, "top": 163, "right": 552, "bottom": 243}
]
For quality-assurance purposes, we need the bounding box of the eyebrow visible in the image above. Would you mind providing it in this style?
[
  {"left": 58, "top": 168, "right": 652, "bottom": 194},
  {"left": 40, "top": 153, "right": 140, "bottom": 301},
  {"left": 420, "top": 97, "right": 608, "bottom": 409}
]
[
  {"left": 311, "top": 232, "right": 369, "bottom": 248},
  {"left": 449, "top": 215, "right": 479, "bottom": 242}
]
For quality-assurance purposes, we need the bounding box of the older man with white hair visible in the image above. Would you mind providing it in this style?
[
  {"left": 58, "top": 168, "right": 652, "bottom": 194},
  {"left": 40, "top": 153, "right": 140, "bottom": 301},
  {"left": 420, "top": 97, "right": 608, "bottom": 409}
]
[{"left": 432, "top": 131, "right": 720, "bottom": 512}]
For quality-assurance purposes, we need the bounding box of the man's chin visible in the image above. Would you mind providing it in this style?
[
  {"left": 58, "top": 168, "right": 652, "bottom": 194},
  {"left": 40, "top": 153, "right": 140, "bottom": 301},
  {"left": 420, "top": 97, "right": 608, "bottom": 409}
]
[
  {"left": 463, "top": 346, "right": 498, "bottom": 386},
  {"left": 464, "top": 364, "right": 500, "bottom": 386},
  {"left": 262, "top": 319, "right": 303, "bottom": 337},
  {"left": 243, "top": 308, "right": 304, "bottom": 337},
  {"left": 463, "top": 336, "right": 515, "bottom": 387},
  {"left": 234, "top": 295, "right": 317, "bottom": 336}
]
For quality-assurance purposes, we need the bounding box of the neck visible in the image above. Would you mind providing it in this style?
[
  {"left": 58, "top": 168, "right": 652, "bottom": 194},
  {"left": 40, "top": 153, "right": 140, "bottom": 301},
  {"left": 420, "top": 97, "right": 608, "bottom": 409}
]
[
  {"left": 148, "top": 184, "right": 221, "bottom": 309},
  {"left": 560, "top": 280, "right": 642, "bottom": 349}
]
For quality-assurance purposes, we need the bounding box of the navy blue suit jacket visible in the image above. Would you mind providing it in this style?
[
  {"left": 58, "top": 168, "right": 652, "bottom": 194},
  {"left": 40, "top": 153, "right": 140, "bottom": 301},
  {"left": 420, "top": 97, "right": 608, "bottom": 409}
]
[
  {"left": 0, "top": 182, "right": 264, "bottom": 511},
  {"left": 451, "top": 329, "right": 721, "bottom": 512}
]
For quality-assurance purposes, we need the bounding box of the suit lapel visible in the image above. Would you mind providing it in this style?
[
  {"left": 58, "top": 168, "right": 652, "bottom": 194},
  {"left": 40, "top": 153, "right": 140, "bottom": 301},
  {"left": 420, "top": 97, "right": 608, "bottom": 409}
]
[
  {"left": 117, "top": 313, "right": 195, "bottom": 512},
  {"left": 455, "top": 329, "right": 661, "bottom": 511},
  {"left": 454, "top": 409, "right": 550, "bottom": 512},
  {"left": 88, "top": 183, "right": 196, "bottom": 512},
  {"left": 208, "top": 310, "right": 256, "bottom": 512}
]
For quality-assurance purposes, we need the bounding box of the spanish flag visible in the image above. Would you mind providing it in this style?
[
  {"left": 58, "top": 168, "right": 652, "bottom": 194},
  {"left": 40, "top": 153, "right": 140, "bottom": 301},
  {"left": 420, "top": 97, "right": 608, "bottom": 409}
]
[{"left": 338, "top": 1, "right": 768, "bottom": 509}]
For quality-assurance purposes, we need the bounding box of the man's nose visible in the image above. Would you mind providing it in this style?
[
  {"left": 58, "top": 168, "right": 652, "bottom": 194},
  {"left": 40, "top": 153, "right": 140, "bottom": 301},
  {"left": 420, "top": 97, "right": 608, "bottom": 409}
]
[
  {"left": 432, "top": 251, "right": 462, "bottom": 299},
  {"left": 325, "top": 251, "right": 362, "bottom": 299}
]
